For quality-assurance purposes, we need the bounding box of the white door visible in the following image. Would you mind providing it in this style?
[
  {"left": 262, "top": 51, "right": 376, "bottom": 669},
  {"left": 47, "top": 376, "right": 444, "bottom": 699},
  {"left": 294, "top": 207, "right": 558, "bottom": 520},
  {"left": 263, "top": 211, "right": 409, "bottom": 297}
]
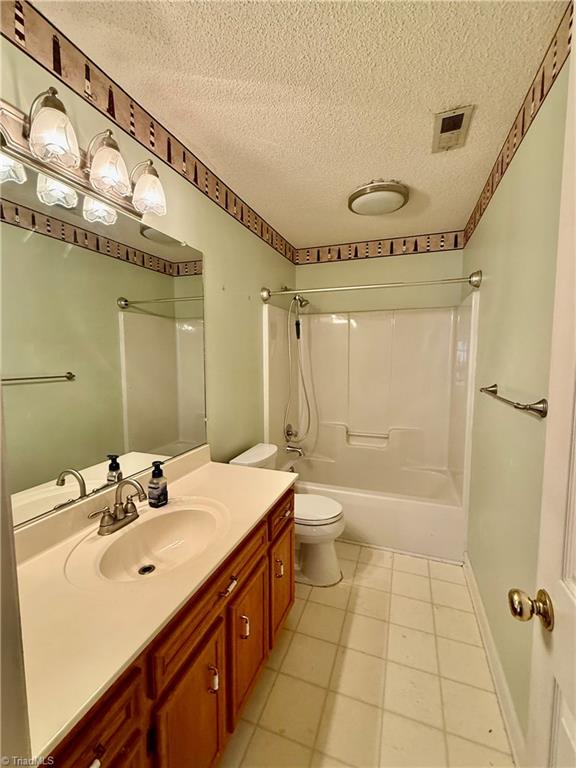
[{"left": 525, "top": 63, "right": 575, "bottom": 768}]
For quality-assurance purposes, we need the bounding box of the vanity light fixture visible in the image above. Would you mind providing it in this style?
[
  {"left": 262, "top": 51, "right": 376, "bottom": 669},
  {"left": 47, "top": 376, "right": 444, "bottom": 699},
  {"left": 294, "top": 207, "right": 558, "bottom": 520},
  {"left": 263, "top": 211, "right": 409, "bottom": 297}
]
[
  {"left": 0, "top": 153, "right": 27, "bottom": 184},
  {"left": 36, "top": 173, "right": 78, "bottom": 208},
  {"left": 83, "top": 196, "right": 117, "bottom": 225},
  {"left": 27, "top": 87, "right": 81, "bottom": 169},
  {"left": 131, "top": 160, "right": 167, "bottom": 216},
  {"left": 86, "top": 129, "right": 130, "bottom": 197},
  {"left": 348, "top": 179, "right": 409, "bottom": 215}
]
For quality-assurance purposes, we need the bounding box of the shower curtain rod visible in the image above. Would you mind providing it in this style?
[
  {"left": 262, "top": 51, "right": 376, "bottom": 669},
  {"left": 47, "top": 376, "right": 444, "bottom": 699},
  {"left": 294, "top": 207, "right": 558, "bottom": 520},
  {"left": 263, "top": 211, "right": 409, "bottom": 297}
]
[
  {"left": 117, "top": 295, "right": 204, "bottom": 309},
  {"left": 260, "top": 270, "right": 482, "bottom": 302}
]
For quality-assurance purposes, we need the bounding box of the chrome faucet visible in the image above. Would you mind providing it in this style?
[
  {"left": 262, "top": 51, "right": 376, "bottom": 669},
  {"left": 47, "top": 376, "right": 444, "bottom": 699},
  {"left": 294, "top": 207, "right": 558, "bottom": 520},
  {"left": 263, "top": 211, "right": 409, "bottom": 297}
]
[
  {"left": 55, "top": 469, "right": 87, "bottom": 499},
  {"left": 286, "top": 446, "right": 304, "bottom": 457},
  {"left": 88, "top": 478, "right": 147, "bottom": 536}
]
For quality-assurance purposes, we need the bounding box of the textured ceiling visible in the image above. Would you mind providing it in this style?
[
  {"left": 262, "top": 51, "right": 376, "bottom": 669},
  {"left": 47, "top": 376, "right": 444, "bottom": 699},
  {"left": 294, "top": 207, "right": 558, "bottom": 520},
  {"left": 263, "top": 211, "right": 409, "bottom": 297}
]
[{"left": 35, "top": 0, "right": 566, "bottom": 248}]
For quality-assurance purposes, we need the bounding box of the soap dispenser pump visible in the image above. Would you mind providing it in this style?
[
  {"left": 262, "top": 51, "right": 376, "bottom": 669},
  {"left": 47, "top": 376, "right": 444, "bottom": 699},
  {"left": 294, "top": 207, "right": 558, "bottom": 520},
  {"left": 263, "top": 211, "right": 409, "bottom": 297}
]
[
  {"left": 107, "top": 454, "right": 123, "bottom": 484},
  {"left": 148, "top": 461, "right": 168, "bottom": 508}
]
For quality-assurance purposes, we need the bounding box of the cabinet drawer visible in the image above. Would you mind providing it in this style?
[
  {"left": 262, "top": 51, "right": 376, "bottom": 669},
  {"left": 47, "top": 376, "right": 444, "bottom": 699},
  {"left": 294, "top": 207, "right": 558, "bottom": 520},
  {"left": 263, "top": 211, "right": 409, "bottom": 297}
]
[
  {"left": 49, "top": 666, "right": 146, "bottom": 768},
  {"left": 149, "top": 521, "right": 267, "bottom": 697},
  {"left": 268, "top": 490, "right": 294, "bottom": 542}
]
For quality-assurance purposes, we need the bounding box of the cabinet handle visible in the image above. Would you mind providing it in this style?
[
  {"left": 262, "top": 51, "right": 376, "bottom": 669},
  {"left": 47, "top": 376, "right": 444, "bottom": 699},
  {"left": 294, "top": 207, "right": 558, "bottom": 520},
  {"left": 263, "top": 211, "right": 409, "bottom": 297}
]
[
  {"left": 283, "top": 507, "right": 292, "bottom": 518},
  {"left": 275, "top": 559, "right": 285, "bottom": 578},
  {"left": 240, "top": 614, "right": 251, "bottom": 639},
  {"left": 88, "top": 761, "right": 101, "bottom": 768},
  {"left": 208, "top": 664, "right": 219, "bottom": 693},
  {"left": 219, "top": 575, "right": 238, "bottom": 597}
]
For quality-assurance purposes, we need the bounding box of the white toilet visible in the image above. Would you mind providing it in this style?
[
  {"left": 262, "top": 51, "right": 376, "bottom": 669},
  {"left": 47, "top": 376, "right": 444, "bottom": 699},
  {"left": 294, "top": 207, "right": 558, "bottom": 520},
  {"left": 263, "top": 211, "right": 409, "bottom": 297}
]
[{"left": 230, "top": 443, "right": 345, "bottom": 586}]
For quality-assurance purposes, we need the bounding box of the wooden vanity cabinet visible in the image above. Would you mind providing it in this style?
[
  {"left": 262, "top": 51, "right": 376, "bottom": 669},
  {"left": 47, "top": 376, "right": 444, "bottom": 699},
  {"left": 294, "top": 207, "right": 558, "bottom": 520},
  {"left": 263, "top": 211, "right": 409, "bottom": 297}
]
[
  {"left": 48, "top": 662, "right": 149, "bottom": 768},
  {"left": 155, "top": 618, "right": 227, "bottom": 768},
  {"left": 47, "top": 489, "right": 294, "bottom": 768},
  {"left": 227, "top": 556, "right": 269, "bottom": 729},
  {"left": 270, "top": 521, "right": 295, "bottom": 646}
]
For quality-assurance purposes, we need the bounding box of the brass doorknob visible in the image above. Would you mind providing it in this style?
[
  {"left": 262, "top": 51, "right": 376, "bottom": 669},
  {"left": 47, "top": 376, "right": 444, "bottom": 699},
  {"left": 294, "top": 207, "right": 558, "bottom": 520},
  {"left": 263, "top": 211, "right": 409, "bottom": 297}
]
[{"left": 508, "top": 588, "right": 554, "bottom": 631}]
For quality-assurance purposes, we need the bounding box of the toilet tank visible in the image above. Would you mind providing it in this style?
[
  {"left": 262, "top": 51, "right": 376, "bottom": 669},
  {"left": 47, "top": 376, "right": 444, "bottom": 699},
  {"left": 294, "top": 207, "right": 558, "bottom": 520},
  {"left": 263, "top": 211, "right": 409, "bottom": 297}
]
[{"left": 229, "top": 443, "right": 278, "bottom": 469}]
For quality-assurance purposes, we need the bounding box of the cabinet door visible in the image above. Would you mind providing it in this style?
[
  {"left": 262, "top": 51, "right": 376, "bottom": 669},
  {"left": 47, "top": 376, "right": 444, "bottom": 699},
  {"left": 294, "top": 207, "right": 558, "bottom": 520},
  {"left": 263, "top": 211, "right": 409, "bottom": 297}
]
[
  {"left": 270, "top": 523, "right": 294, "bottom": 645},
  {"left": 228, "top": 557, "right": 269, "bottom": 728},
  {"left": 155, "top": 618, "right": 226, "bottom": 768}
]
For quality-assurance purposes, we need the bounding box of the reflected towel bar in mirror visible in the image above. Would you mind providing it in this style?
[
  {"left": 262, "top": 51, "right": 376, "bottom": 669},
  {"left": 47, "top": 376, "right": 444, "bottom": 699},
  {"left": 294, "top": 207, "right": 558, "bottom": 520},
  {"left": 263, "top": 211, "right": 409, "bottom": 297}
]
[
  {"left": 479, "top": 384, "right": 548, "bottom": 418},
  {"left": 117, "top": 296, "right": 203, "bottom": 308},
  {"left": 2, "top": 371, "right": 76, "bottom": 384}
]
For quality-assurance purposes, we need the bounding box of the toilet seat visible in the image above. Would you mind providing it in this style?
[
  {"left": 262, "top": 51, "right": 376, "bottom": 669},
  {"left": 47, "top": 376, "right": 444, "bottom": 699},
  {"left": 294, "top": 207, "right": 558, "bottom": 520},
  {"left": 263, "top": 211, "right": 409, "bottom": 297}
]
[{"left": 295, "top": 494, "right": 343, "bottom": 527}]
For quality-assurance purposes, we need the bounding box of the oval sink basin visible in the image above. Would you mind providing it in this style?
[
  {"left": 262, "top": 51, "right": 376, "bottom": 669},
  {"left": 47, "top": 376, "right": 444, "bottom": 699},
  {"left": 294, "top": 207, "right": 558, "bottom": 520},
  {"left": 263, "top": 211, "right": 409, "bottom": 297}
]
[{"left": 65, "top": 497, "right": 230, "bottom": 588}]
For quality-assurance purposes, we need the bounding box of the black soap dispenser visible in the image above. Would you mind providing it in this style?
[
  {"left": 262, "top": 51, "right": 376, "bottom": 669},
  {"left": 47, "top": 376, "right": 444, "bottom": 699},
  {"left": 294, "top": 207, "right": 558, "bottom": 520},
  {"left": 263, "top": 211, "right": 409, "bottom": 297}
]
[
  {"left": 148, "top": 461, "right": 168, "bottom": 508},
  {"left": 107, "top": 454, "right": 123, "bottom": 483}
]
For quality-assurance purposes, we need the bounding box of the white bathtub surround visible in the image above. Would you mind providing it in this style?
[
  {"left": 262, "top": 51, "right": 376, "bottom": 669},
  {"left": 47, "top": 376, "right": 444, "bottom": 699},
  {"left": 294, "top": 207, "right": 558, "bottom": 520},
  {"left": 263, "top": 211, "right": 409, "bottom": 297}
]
[
  {"left": 264, "top": 300, "right": 477, "bottom": 560},
  {"left": 119, "top": 311, "right": 206, "bottom": 453},
  {"left": 15, "top": 448, "right": 295, "bottom": 757},
  {"left": 220, "top": 545, "right": 513, "bottom": 768}
]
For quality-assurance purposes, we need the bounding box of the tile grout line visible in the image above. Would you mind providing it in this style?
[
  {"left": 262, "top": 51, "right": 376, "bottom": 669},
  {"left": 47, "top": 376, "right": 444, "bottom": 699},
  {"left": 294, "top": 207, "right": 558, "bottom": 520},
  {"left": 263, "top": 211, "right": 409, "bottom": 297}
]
[
  {"left": 307, "top": 557, "right": 358, "bottom": 766},
  {"left": 428, "top": 555, "right": 452, "bottom": 767},
  {"left": 378, "top": 553, "right": 395, "bottom": 767}
]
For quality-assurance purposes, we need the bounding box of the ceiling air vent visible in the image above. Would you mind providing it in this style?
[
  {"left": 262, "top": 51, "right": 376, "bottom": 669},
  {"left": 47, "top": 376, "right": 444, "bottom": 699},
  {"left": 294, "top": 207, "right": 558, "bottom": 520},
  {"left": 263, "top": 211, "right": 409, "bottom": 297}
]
[{"left": 432, "top": 106, "right": 474, "bottom": 152}]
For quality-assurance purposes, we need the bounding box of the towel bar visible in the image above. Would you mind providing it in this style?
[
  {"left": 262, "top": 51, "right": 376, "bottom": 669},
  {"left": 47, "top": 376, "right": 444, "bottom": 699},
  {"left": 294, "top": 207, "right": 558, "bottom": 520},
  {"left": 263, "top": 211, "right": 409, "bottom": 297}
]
[{"left": 480, "top": 384, "right": 548, "bottom": 418}]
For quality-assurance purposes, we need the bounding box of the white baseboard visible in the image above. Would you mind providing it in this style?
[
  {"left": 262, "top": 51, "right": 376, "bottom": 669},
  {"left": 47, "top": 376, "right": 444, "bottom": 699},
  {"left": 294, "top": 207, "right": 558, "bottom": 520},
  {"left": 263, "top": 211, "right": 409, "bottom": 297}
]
[{"left": 464, "top": 554, "right": 526, "bottom": 766}]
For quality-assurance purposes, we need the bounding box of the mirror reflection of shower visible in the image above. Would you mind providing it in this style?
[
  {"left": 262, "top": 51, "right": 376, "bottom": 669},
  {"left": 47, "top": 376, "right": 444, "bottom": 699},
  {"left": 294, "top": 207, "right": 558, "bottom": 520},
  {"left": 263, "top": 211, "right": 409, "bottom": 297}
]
[{"left": 284, "top": 294, "right": 312, "bottom": 445}]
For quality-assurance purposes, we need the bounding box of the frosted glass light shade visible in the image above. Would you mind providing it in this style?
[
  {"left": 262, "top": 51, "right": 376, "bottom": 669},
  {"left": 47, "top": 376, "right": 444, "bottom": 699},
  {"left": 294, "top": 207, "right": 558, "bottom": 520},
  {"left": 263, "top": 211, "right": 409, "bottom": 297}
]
[
  {"left": 89, "top": 144, "right": 130, "bottom": 197},
  {"left": 132, "top": 167, "right": 167, "bottom": 216},
  {"left": 348, "top": 180, "right": 409, "bottom": 215},
  {"left": 36, "top": 173, "right": 78, "bottom": 208},
  {"left": 0, "top": 155, "right": 27, "bottom": 185},
  {"left": 83, "top": 196, "right": 117, "bottom": 225},
  {"left": 29, "top": 106, "right": 80, "bottom": 169}
]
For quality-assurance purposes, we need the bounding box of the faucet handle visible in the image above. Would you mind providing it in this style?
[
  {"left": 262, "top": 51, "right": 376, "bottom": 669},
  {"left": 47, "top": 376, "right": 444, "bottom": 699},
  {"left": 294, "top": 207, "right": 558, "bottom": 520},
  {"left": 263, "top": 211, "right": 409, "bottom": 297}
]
[
  {"left": 124, "top": 495, "right": 138, "bottom": 517},
  {"left": 88, "top": 505, "right": 115, "bottom": 527}
]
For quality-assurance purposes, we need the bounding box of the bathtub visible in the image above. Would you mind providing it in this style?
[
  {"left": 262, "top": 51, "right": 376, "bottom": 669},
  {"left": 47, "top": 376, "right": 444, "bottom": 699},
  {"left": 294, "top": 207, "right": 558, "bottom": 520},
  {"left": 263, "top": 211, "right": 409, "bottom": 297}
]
[{"left": 294, "top": 467, "right": 465, "bottom": 562}]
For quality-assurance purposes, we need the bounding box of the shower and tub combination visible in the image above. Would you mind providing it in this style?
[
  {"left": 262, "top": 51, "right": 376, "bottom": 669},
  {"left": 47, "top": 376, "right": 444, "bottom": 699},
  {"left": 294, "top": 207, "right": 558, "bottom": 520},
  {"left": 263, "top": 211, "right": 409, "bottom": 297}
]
[{"left": 262, "top": 272, "right": 480, "bottom": 563}]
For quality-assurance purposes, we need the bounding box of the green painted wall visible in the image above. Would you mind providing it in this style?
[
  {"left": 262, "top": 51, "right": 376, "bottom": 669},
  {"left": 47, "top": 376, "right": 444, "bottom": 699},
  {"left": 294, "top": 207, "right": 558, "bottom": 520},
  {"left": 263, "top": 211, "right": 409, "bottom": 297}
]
[
  {"left": 463, "top": 64, "right": 569, "bottom": 732},
  {"left": 0, "top": 224, "right": 186, "bottom": 492},
  {"left": 296, "top": 250, "right": 465, "bottom": 313},
  {"left": 1, "top": 40, "right": 295, "bottom": 464}
]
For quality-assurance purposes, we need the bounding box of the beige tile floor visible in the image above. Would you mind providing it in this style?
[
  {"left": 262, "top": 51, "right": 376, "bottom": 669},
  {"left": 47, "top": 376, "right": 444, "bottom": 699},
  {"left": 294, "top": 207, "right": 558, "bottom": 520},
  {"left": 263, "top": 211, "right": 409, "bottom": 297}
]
[{"left": 220, "top": 542, "right": 514, "bottom": 768}]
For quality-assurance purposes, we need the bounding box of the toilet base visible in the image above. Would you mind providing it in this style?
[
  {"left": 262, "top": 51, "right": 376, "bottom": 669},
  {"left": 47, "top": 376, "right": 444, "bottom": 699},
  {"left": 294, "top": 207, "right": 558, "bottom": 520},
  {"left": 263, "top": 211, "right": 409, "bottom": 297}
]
[{"left": 296, "top": 541, "right": 343, "bottom": 587}]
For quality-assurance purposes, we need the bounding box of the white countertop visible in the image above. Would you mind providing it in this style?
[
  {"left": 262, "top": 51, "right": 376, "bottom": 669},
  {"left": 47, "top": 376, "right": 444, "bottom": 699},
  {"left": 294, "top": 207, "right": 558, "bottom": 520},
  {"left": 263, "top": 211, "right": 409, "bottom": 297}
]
[{"left": 16, "top": 460, "right": 296, "bottom": 758}]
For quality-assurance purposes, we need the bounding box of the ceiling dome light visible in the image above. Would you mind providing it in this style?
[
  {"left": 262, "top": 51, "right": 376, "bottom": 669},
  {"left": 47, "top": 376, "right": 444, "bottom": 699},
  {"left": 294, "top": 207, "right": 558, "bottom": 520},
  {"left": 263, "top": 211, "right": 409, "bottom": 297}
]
[
  {"left": 87, "top": 130, "right": 130, "bottom": 197},
  {"left": 348, "top": 180, "right": 409, "bottom": 216},
  {"left": 83, "top": 196, "right": 117, "bottom": 226},
  {"left": 131, "top": 160, "right": 167, "bottom": 216},
  {"left": 0, "top": 154, "right": 27, "bottom": 185},
  {"left": 28, "top": 87, "right": 80, "bottom": 169},
  {"left": 36, "top": 173, "right": 78, "bottom": 208}
]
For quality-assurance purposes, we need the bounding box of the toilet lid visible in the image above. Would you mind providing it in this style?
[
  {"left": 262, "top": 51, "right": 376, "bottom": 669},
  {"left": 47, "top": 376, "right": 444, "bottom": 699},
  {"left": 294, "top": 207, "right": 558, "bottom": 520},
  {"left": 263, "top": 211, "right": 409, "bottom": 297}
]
[{"left": 295, "top": 494, "right": 343, "bottom": 526}]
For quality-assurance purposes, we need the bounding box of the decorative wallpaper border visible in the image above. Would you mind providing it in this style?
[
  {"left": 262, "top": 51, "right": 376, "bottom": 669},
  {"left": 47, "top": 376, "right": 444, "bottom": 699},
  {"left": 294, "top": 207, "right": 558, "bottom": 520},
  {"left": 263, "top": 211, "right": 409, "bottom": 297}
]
[
  {"left": 0, "top": 199, "right": 203, "bottom": 277},
  {"left": 0, "top": 0, "right": 296, "bottom": 262},
  {"left": 294, "top": 230, "right": 463, "bottom": 264},
  {"left": 464, "top": 2, "right": 572, "bottom": 243},
  {"left": 0, "top": 0, "right": 572, "bottom": 266}
]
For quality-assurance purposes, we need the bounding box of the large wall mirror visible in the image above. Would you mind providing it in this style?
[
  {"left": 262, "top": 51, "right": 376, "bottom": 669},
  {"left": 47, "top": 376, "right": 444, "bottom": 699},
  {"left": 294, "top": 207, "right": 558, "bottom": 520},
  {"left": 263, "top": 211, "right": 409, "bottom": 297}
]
[{"left": 1, "top": 159, "right": 206, "bottom": 527}]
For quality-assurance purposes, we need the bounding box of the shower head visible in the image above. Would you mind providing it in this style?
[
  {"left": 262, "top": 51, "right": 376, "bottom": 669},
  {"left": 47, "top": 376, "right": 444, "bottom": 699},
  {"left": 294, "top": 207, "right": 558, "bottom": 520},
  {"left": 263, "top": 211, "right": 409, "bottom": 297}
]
[{"left": 294, "top": 294, "right": 309, "bottom": 308}]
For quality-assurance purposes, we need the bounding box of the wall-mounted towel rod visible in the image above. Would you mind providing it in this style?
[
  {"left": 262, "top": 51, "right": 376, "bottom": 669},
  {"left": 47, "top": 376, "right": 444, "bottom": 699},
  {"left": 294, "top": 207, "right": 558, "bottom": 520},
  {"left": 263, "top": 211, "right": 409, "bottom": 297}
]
[
  {"left": 2, "top": 372, "right": 76, "bottom": 384},
  {"left": 117, "top": 295, "right": 203, "bottom": 309},
  {"left": 480, "top": 384, "right": 548, "bottom": 418},
  {"left": 260, "top": 270, "right": 482, "bottom": 302}
]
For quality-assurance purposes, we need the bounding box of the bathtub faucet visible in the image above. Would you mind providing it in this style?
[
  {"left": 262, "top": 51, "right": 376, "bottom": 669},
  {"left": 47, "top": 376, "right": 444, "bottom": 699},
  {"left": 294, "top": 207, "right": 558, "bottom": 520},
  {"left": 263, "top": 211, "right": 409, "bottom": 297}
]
[{"left": 286, "top": 445, "right": 304, "bottom": 457}]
